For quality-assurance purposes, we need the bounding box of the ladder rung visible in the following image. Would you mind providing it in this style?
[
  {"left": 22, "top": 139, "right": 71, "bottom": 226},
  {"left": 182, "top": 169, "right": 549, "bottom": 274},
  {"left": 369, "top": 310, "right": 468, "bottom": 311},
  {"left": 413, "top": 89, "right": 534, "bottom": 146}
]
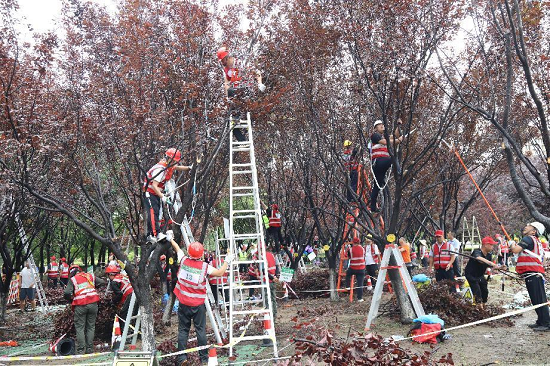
[
  {"left": 233, "top": 193, "right": 254, "bottom": 197},
  {"left": 230, "top": 284, "right": 270, "bottom": 290},
  {"left": 232, "top": 309, "right": 271, "bottom": 316},
  {"left": 233, "top": 124, "right": 248, "bottom": 129},
  {"left": 232, "top": 259, "right": 266, "bottom": 265},
  {"left": 229, "top": 299, "right": 264, "bottom": 305},
  {"left": 232, "top": 163, "right": 253, "bottom": 167},
  {"left": 232, "top": 141, "right": 251, "bottom": 146},
  {"left": 232, "top": 215, "right": 257, "bottom": 219},
  {"left": 232, "top": 147, "right": 251, "bottom": 152},
  {"left": 232, "top": 186, "right": 254, "bottom": 190},
  {"left": 233, "top": 233, "right": 261, "bottom": 239},
  {"left": 233, "top": 210, "right": 256, "bottom": 214},
  {"left": 231, "top": 170, "right": 253, "bottom": 175}
]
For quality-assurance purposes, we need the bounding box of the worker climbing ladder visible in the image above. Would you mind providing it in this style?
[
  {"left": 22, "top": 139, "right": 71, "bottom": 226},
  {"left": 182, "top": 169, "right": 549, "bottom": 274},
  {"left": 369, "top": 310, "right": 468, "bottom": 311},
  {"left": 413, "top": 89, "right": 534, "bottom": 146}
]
[
  {"left": 365, "top": 239, "right": 425, "bottom": 330},
  {"left": 15, "top": 213, "right": 49, "bottom": 313},
  {"left": 228, "top": 113, "right": 278, "bottom": 358}
]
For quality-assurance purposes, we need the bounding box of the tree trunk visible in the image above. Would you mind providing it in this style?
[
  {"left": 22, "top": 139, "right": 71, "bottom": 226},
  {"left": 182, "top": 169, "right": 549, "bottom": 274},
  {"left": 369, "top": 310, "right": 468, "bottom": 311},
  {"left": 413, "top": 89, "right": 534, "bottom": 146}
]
[
  {"left": 387, "top": 257, "right": 415, "bottom": 323},
  {"left": 39, "top": 242, "right": 44, "bottom": 281},
  {"left": 162, "top": 293, "right": 176, "bottom": 325},
  {"left": 0, "top": 291, "right": 8, "bottom": 322},
  {"left": 139, "top": 303, "right": 155, "bottom": 352},
  {"left": 329, "top": 267, "right": 339, "bottom": 301},
  {"left": 90, "top": 240, "right": 95, "bottom": 270}
]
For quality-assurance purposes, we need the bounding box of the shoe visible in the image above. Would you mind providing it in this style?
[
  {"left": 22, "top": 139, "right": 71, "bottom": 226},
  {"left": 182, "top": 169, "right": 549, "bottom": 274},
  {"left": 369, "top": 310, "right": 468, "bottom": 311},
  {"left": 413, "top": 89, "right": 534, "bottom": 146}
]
[
  {"left": 357, "top": 299, "right": 365, "bottom": 302},
  {"left": 528, "top": 323, "right": 541, "bottom": 329},
  {"left": 157, "top": 233, "right": 167, "bottom": 242},
  {"left": 532, "top": 325, "right": 550, "bottom": 332},
  {"left": 146, "top": 235, "right": 157, "bottom": 244}
]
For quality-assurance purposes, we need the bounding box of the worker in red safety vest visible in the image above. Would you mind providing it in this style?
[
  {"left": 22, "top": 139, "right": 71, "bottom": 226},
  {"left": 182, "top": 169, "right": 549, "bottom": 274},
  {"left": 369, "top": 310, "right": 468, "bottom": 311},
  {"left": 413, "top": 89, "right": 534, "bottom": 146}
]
[
  {"left": 209, "top": 256, "right": 229, "bottom": 305},
  {"left": 510, "top": 222, "right": 550, "bottom": 331},
  {"left": 168, "top": 231, "right": 232, "bottom": 364},
  {"left": 345, "top": 237, "right": 366, "bottom": 302},
  {"left": 59, "top": 258, "right": 70, "bottom": 287},
  {"left": 496, "top": 234, "right": 509, "bottom": 266},
  {"left": 143, "top": 148, "right": 191, "bottom": 244},
  {"left": 428, "top": 230, "right": 456, "bottom": 282},
  {"left": 47, "top": 256, "right": 59, "bottom": 288},
  {"left": 159, "top": 254, "right": 173, "bottom": 294},
  {"left": 105, "top": 264, "right": 135, "bottom": 322},
  {"left": 217, "top": 46, "right": 266, "bottom": 142},
  {"left": 264, "top": 202, "right": 284, "bottom": 253},
  {"left": 369, "top": 119, "right": 403, "bottom": 213},
  {"left": 343, "top": 140, "right": 360, "bottom": 202},
  {"left": 64, "top": 265, "right": 106, "bottom": 354},
  {"left": 364, "top": 236, "right": 380, "bottom": 287}
]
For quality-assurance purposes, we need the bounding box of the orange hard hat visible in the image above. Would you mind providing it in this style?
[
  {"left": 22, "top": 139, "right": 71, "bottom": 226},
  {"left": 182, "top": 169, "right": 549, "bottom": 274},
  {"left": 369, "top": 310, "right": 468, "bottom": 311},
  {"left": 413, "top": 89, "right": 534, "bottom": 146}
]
[
  {"left": 160, "top": 254, "right": 166, "bottom": 261},
  {"left": 188, "top": 242, "right": 204, "bottom": 260},
  {"left": 165, "top": 148, "right": 182, "bottom": 162},
  {"left": 105, "top": 264, "right": 120, "bottom": 274},
  {"left": 217, "top": 47, "right": 229, "bottom": 61}
]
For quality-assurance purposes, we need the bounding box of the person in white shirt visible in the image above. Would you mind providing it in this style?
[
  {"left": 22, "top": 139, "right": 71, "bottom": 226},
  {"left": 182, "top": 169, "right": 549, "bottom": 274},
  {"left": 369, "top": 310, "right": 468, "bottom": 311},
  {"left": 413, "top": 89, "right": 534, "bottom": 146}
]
[
  {"left": 19, "top": 261, "right": 36, "bottom": 312},
  {"left": 364, "top": 237, "right": 380, "bottom": 287},
  {"left": 447, "top": 231, "right": 462, "bottom": 276}
]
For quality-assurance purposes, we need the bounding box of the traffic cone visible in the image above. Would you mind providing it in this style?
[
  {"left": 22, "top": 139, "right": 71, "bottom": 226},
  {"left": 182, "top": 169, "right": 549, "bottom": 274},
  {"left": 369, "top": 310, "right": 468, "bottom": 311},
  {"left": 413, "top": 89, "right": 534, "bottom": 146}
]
[
  {"left": 111, "top": 315, "right": 122, "bottom": 350},
  {"left": 283, "top": 282, "right": 289, "bottom": 301},
  {"left": 454, "top": 277, "right": 460, "bottom": 293},
  {"left": 366, "top": 276, "right": 373, "bottom": 291},
  {"left": 261, "top": 313, "right": 274, "bottom": 347},
  {"left": 208, "top": 347, "right": 218, "bottom": 366}
]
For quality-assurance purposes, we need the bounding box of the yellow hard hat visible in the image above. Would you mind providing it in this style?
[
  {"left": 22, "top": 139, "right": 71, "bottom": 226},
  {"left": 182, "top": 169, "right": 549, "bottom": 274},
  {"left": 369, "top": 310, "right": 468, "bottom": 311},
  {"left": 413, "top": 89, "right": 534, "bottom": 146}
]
[
  {"left": 323, "top": 245, "right": 330, "bottom": 251},
  {"left": 343, "top": 140, "right": 352, "bottom": 147}
]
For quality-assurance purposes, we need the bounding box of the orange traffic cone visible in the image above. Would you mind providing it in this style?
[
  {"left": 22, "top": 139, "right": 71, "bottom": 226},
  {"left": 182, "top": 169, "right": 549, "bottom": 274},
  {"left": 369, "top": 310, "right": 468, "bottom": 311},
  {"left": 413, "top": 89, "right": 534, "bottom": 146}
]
[
  {"left": 454, "top": 278, "right": 460, "bottom": 293},
  {"left": 261, "top": 312, "right": 274, "bottom": 347},
  {"left": 207, "top": 347, "right": 218, "bottom": 366},
  {"left": 111, "top": 315, "right": 122, "bottom": 350},
  {"left": 366, "top": 276, "right": 373, "bottom": 291}
]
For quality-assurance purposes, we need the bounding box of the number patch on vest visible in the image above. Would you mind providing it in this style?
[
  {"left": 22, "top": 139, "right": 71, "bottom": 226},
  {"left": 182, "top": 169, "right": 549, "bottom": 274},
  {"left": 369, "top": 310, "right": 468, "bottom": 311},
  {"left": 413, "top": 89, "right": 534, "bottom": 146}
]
[{"left": 179, "top": 265, "right": 202, "bottom": 284}]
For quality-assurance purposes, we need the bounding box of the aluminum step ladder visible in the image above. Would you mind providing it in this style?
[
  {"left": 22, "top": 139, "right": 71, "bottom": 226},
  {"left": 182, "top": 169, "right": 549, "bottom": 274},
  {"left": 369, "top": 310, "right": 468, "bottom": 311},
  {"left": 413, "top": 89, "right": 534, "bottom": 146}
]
[
  {"left": 15, "top": 213, "right": 49, "bottom": 313},
  {"left": 228, "top": 113, "right": 278, "bottom": 358},
  {"left": 365, "top": 242, "right": 425, "bottom": 330},
  {"left": 119, "top": 292, "right": 141, "bottom": 351}
]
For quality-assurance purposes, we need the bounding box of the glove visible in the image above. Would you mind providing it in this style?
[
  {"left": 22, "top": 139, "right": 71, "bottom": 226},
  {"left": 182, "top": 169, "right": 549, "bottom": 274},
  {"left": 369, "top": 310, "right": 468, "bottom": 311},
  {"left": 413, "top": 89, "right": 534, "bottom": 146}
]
[
  {"left": 161, "top": 196, "right": 172, "bottom": 205},
  {"left": 166, "top": 230, "right": 174, "bottom": 242},
  {"left": 224, "top": 253, "right": 234, "bottom": 265}
]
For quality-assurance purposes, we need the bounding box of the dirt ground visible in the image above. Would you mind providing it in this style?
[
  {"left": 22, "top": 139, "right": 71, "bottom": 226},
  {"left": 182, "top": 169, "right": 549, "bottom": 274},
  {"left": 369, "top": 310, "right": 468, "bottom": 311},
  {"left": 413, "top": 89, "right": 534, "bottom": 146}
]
[{"left": 1, "top": 274, "right": 550, "bottom": 365}]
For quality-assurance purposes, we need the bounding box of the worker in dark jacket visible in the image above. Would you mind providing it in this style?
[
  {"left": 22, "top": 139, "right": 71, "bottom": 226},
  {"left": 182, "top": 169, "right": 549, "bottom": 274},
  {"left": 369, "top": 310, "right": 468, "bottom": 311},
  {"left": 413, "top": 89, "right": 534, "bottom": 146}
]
[{"left": 105, "top": 264, "right": 135, "bottom": 321}]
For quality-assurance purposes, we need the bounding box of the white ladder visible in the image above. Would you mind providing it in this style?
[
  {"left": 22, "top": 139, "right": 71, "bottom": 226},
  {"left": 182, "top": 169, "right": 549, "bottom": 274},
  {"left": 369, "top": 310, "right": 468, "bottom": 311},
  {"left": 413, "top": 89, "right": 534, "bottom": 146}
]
[
  {"left": 179, "top": 215, "right": 226, "bottom": 345},
  {"left": 15, "top": 213, "right": 49, "bottom": 313},
  {"left": 119, "top": 292, "right": 141, "bottom": 350},
  {"left": 228, "top": 113, "right": 278, "bottom": 358},
  {"left": 365, "top": 243, "right": 425, "bottom": 330}
]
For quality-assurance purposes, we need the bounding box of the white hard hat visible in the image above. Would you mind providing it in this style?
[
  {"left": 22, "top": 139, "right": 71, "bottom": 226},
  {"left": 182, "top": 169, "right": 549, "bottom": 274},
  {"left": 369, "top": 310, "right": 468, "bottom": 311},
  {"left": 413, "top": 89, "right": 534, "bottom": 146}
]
[
  {"left": 373, "top": 120, "right": 383, "bottom": 128},
  {"left": 419, "top": 239, "right": 427, "bottom": 245},
  {"left": 529, "top": 222, "right": 545, "bottom": 236}
]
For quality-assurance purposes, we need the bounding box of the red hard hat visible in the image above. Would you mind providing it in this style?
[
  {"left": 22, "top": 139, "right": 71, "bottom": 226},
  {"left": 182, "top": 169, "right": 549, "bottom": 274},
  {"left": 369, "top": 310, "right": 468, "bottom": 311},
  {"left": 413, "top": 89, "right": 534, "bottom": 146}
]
[
  {"left": 188, "top": 242, "right": 204, "bottom": 259},
  {"left": 434, "top": 230, "right": 444, "bottom": 237},
  {"left": 105, "top": 264, "right": 120, "bottom": 274},
  {"left": 352, "top": 237, "right": 360, "bottom": 244},
  {"left": 61, "top": 257, "right": 66, "bottom": 262},
  {"left": 160, "top": 255, "right": 166, "bottom": 261},
  {"left": 69, "top": 265, "right": 81, "bottom": 273},
  {"left": 481, "top": 236, "right": 498, "bottom": 245},
  {"left": 217, "top": 47, "right": 229, "bottom": 61},
  {"left": 165, "top": 148, "right": 182, "bottom": 162},
  {"left": 51, "top": 256, "right": 56, "bottom": 260}
]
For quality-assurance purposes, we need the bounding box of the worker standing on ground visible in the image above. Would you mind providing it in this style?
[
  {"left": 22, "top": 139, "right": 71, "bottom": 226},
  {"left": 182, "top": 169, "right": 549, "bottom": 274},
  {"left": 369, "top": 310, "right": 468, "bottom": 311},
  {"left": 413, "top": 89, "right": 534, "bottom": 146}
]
[
  {"left": 59, "top": 257, "right": 70, "bottom": 287},
  {"left": 428, "top": 230, "right": 456, "bottom": 282},
  {"left": 419, "top": 240, "right": 429, "bottom": 267},
  {"left": 19, "top": 261, "right": 36, "bottom": 312},
  {"left": 464, "top": 236, "right": 502, "bottom": 309},
  {"left": 345, "top": 237, "right": 366, "bottom": 302},
  {"left": 64, "top": 265, "right": 106, "bottom": 354},
  {"left": 143, "top": 148, "right": 191, "bottom": 243},
  {"left": 159, "top": 254, "right": 173, "bottom": 294},
  {"left": 105, "top": 264, "right": 135, "bottom": 321},
  {"left": 496, "top": 234, "right": 509, "bottom": 266},
  {"left": 264, "top": 202, "right": 284, "bottom": 253},
  {"left": 342, "top": 140, "right": 360, "bottom": 202},
  {"left": 364, "top": 236, "right": 380, "bottom": 287},
  {"left": 369, "top": 119, "right": 403, "bottom": 213},
  {"left": 447, "top": 231, "right": 462, "bottom": 276},
  {"left": 510, "top": 222, "right": 550, "bottom": 331},
  {"left": 398, "top": 237, "right": 413, "bottom": 276},
  {"left": 217, "top": 46, "right": 266, "bottom": 141},
  {"left": 169, "top": 231, "right": 232, "bottom": 364},
  {"left": 47, "top": 256, "right": 59, "bottom": 288}
]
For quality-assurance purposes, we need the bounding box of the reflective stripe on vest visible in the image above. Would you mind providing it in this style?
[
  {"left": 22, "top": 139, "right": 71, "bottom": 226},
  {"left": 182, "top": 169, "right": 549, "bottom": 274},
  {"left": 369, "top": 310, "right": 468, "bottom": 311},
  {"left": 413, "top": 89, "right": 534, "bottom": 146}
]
[
  {"left": 71, "top": 273, "right": 99, "bottom": 306},
  {"left": 174, "top": 258, "right": 208, "bottom": 307},
  {"left": 371, "top": 143, "right": 390, "bottom": 160},
  {"left": 349, "top": 246, "right": 366, "bottom": 270},
  {"left": 113, "top": 275, "right": 133, "bottom": 306},
  {"left": 343, "top": 149, "right": 359, "bottom": 170},
  {"left": 269, "top": 209, "right": 281, "bottom": 227},
  {"left": 48, "top": 262, "right": 59, "bottom": 278},
  {"left": 143, "top": 162, "right": 175, "bottom": 195},
  {"left": 60, "top": 263, "right": 69, "bottom": 279},
  {"left": 432, "top": 242, "right": 452, "bottom": 269},
  {"left": 516, "top": 236, "right": 544, "bottom": 274},
  {"left": 366, "top": 244, "right": 379, "bottom": 264},
  {"left": 209, "top": 259, "right": 228, "bottom": 285}
]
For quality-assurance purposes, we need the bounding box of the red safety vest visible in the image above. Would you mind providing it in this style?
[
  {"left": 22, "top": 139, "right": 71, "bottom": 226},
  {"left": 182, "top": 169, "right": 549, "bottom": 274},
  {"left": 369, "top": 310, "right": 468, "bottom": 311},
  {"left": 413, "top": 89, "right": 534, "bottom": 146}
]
[
  {"left": 432, "top": 242, "right": 452, "bottom": 269},
  {"left": 209, "top": 259, "right": 228, "bottom": 285},
  {"left": 174, "top": 257, "right": 208, "bottom": 307},
  {"left": 365, "top": 244, "right": 379, "bottom": 264},
  {"left": 143, "top": 161, "right": 175, "bottom": 195},
  {"left": 516, "top": 236, "right": 545, "bottom": 274},
  {"left": 112, "top": 274, "right": 133, "bottom": 307},
  {"left": 343, "top": 148, "right": 359, "bottom": 171},
  {"left": 224, "top": 66, "right": 242, "bottom": 87},
  {"left": 71, "top": 273, "right": 99, "bottom": 307},
  {"left": 266, "top": 252, "right": 276, "bottom": 282},
  {"left": 161, "top": 262, "right": 172, "bottom": 282},
  {"left": 411, "top": 251, "right": 417, "bottom": 260},
  {"left": 499, "top": 239, "right": 509, "bottom": 254},
  {"left": 371, "top": 134, "right": 390, "bottom": 160},
  {"left": 60, "top": 262, "right": 69, "bottom": 279},
  {"left": 269, "top": 208, "right": 282, "bottom": 227},
  {"left": 349, "top": 245, "right": 366, "bottom": 270},
  {"left": 48, "top": 262, "right": 59, "bottom": 278}
]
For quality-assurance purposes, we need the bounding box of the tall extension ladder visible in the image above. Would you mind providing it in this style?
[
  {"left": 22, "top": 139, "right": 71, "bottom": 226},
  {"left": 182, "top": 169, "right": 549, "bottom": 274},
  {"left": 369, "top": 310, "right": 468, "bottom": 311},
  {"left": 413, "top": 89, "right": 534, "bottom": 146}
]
[
  {"left": 15, "top": 213, "right": 49, "bottom": 313},
  {"left": 228, "top": 113, "right": 278, "bottom": 358}
]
